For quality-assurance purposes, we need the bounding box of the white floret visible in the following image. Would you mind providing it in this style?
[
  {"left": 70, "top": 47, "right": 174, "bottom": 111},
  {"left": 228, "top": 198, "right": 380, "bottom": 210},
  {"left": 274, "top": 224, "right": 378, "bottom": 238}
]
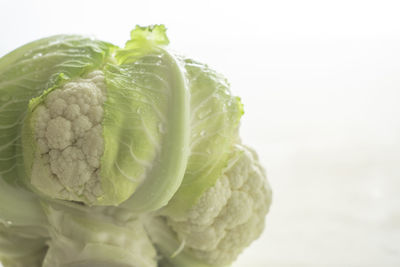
[
  {"left": 166, "top": 144, "right": 272, "bottom": 265},
  {"left": 46, "top": 117, "right": 73, "bottom": 150},
  {"left": 31, "top": 70, "right": 107, "bottom": 203}
]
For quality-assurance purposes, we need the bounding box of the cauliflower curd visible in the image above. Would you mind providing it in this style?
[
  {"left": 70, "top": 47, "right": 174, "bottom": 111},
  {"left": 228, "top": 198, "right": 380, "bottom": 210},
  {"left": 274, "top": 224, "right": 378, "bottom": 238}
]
[{"left": 30, "top": 71, "right": 106, "bottom": 203}]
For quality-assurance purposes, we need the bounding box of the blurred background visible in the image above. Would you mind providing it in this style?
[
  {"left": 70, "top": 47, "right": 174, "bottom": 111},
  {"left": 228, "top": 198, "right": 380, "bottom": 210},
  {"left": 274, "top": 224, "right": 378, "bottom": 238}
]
[{"left": 1, "top": 0, "right": 399, "bottom": 266}]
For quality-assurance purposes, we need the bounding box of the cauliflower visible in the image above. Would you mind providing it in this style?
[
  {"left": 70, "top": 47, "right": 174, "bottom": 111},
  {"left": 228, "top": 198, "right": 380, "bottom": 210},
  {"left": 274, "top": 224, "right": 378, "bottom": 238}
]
[
  {"left": 0, "top": 25, "right": 272, "bottom": 267},
  {"left": 166, "top": 145, "right": 271, "bottom": 265},
  {"left": 30, "top": 71, "right": 106, "bottom": 203},
  {"left": 149, "top": 145, "right": 272, "bottom": 266}
]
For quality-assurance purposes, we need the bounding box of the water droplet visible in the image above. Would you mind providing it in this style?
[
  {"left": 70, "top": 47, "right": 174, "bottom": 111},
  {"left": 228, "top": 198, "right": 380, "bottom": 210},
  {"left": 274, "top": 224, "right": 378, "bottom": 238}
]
[
  {"left": 33, "top": 53, "right": 43, "bottom": 59},
  {"left": 200, "top": 130, "right": 206, "bottom": 137}
]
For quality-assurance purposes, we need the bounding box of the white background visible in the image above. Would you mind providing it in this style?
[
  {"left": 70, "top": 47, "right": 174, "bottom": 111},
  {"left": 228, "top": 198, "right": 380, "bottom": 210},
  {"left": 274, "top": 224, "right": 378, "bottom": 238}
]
[{"left": 1, "top": 0, "right": 400, "bottom": 266}]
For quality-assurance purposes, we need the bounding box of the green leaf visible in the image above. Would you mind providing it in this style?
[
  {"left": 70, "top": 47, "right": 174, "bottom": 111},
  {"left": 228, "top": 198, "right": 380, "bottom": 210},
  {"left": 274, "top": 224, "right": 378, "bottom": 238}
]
[
  {"left": 115, "top": 49, "right": 190, "bottom": 211},
  {"left": 116, "top": 25, "right": 169, "bottom": 64},
  {"left": 0, "top": 224, "right": 47, "bottom": 267},
  {"left": 0, "top": 179, "right": 49, "bottom": 267},
  {"left": 41, "top": 202, "right": 157, "bottom": 267},
  {"left": 162, "top": 58, "right": 243, "bottom": 218}
]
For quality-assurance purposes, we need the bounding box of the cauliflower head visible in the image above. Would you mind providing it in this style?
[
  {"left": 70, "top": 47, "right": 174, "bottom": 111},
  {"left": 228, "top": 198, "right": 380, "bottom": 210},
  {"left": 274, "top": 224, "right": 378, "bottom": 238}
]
[{"left": 0, "top": 25, "right": 272, "bottom": 267}]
